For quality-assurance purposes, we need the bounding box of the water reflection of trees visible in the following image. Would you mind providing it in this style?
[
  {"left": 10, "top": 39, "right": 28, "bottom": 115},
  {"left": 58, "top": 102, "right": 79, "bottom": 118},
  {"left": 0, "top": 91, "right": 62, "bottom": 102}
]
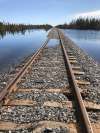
[{"left": 0, "top": 22, "right": 52, "bottom": 39}]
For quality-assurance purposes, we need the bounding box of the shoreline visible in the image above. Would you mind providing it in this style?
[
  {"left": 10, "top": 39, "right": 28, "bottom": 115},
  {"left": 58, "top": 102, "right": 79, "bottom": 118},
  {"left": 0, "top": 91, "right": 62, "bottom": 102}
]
[
  {"left": 0, "top": 53, "right": 34, "bottom": 92},
  {"left": 63, "top": 34, "right": 100, "bottom": 103}
]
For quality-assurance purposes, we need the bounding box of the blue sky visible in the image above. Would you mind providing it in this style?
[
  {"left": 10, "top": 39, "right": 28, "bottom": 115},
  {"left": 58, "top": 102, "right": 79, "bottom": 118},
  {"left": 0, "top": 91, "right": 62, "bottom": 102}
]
[{"left": 0, "top": 0, "right": 100, "bottom": 25}]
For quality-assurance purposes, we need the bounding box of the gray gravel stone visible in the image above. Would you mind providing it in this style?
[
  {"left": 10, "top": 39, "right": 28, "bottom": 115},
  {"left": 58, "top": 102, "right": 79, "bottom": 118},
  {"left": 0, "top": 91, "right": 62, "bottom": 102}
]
[
  {"left": 62, "top": 34, "right": 100, "bottom": 104},
  {"left": 0, "top": 106, "right": 76, "bottom": 124}
]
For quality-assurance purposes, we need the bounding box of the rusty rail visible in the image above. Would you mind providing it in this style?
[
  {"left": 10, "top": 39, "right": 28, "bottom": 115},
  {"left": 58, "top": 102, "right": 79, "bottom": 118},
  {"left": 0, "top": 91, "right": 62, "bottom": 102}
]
[
  {"left": 0, "top": 39, "right": 49, "bottom": 102},
  {"left": 0, "top": 28, "right": 95, "bottom": 132},
  {"left": 58, "top": 30, "right": 93, "bottom": 133}
]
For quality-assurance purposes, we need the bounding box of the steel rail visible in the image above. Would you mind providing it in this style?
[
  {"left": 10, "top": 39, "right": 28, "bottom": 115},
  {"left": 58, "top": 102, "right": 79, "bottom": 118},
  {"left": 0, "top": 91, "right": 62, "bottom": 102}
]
[
  {"left": 0, "top": 39, "right": 49, "bottom": 102},
  {"left": 58, "top": 30, "right": 93, "bottom": 133}
]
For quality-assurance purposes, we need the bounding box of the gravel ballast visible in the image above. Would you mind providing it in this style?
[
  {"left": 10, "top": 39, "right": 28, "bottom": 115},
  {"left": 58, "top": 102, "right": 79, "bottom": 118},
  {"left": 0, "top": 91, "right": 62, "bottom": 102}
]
[
  {"left": 0, "top": 106, "right": 76, "bottom": 123},
  {"left": 62, "top": 32, "right": 100, "bottom": 104}
]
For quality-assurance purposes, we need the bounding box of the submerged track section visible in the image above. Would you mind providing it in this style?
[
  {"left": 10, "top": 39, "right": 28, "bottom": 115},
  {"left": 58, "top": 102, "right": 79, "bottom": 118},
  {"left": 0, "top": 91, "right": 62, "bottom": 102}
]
[{"left": 0, "top": 28, "right": 99, "bottom": 133}]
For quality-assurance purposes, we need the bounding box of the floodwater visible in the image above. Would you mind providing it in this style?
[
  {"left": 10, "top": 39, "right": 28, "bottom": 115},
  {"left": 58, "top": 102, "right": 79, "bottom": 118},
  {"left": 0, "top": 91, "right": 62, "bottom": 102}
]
[
  {"left": 0, "top": 30, "right": 47, "bottom": 72},
  {"left": 0, "top": 29, "right": 100, "bottom": 72},
  {"left": 64, "top": 29, "right": 100, "bottom": 63}
]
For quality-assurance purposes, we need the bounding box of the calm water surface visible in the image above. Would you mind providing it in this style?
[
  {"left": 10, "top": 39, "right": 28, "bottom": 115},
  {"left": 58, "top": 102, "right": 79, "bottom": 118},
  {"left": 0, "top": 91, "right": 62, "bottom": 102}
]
[
  {"left": 0, "top": 30, "right": 47, "bottom": 72},
  {"left": 0, "top": 29, "right": 100, "bottom": 72},
  {"left": 64, "top": 29, "right": 100, "bottom": 63}
]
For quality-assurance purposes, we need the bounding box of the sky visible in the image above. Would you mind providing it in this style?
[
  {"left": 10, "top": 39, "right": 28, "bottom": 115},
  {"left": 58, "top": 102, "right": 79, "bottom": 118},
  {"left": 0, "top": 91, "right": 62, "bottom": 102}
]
[{"left": 0, "top": 0, "right": 100, "bottom": 25}]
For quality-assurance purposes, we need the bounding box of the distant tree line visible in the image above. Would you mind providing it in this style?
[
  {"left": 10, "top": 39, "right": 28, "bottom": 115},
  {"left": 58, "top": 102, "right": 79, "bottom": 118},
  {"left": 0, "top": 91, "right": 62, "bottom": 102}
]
[
  {"left": 0, "top": 22, "right": 52, "bottom": 37},
  {"left": 56, "top": 18, "right": 100, "bottom": 30}
]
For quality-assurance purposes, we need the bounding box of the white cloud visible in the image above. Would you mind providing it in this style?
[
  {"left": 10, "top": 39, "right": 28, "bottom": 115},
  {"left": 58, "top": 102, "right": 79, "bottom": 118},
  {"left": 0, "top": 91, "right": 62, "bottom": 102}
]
[{"left": 74, "top": 10, "right": 100, "bottom": 19}]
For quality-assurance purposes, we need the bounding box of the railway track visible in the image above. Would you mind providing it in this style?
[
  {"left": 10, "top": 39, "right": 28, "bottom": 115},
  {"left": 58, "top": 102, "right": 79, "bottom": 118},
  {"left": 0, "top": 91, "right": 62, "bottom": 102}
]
[{"left": 0, "top": 28, "right": 99, "bottom": 133}]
